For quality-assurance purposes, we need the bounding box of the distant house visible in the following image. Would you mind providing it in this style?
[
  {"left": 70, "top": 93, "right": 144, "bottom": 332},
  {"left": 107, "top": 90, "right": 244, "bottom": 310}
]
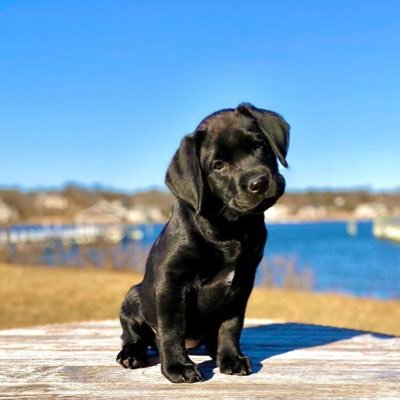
[
  {"left": 264, "top": 204, "right": 291, "bottom": 222},
  {"left": 354, "top": 203, "right": 388, "bottom": 219},
  {"left": 75, "top": 200, "right": 126, "bottom": 224},
  {"left": 126, "top": 206, "right": 165, "bottom": 224},
  {"left": 74, "top": 200, "right": 166, "bottom": 224},
  {"left": 0, "top": 200, "right": 17, "bottom": 223},
  {"left": 35, "top": 193, "right": 69, "bottom": 210},
  {"left": 295, "top": 205, "right": 328, "bottom": 220}
]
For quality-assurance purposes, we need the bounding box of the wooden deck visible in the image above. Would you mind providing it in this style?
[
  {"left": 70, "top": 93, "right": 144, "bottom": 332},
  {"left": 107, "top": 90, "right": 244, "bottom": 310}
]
[{"left": 0, "top": 319, "right": 399, "bottom": 399}]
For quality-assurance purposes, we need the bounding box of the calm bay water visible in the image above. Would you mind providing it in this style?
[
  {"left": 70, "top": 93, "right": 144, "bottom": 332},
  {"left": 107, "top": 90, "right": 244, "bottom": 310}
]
[{"left": 260, "top": 221, "right": 400, "bottom": 299}]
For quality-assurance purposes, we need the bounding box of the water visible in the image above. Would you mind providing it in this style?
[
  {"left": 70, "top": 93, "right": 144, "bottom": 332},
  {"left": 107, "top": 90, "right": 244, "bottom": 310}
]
[{"left": 261, "top": 221, "right": 400, "bottom": 299}]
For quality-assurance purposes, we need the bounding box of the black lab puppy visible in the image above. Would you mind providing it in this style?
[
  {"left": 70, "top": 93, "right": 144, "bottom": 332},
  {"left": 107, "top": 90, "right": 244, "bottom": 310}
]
[{"left": 117, "top": 103, "right": 290, "bottom": 383}]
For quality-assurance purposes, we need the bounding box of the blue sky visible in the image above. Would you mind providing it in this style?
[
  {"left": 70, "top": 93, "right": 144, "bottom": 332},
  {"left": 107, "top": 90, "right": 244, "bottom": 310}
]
[{"left": 0, "top": 0, "right": 399, "bottom": 192}]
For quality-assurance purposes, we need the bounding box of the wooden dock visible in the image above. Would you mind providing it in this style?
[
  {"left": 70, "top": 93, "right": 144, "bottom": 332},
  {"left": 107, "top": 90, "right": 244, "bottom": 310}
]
[
  {"left": 373, "top": 217, "right": 400, "bottom": 242},
  {"left": 0, "top": 319, "right": 399, "bottom": 399}
]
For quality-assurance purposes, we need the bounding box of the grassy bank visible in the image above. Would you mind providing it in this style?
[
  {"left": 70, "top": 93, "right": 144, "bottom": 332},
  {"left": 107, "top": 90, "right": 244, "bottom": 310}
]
[{"left": 1, "top": 264, "right": 399, "bottom": 335}]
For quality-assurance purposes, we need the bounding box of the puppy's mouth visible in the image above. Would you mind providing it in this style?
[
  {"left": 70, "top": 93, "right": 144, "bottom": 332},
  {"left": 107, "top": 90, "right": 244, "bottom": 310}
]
[
  {"left": 227, "top": 196, "right": 278, "bottom": 215},
  {"left": 226, "top": 177, "right": 284, "bottom": 215}
]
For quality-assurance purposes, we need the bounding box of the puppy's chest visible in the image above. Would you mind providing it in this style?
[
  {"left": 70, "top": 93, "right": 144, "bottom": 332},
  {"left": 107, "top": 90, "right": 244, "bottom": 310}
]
[
  {"left": 198, "top": 235, "right": 253, "bottom": 287},
  {"left": 216, "top": 232, "right": 260, "bottom": 265},
  {"left": 195, "top": 268, "right": 236, "bottom": 313},
  {"left": 194, "top": 247, "right": 235, "bottom": 291},
  {"left": 195, "top": 236, "right": 260, "bottom": 312},
  {"left": 200, "top": 268, "right": 236, "bottom": 288},
  {"left": 196, "top": 247, "right": 239, "bottom": 291}
]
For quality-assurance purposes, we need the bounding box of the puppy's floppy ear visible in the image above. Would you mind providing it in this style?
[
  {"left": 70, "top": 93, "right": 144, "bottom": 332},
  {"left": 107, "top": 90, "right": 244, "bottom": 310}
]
[
  {"left": 237, "top": 103, "right": 290, "bottom": 167},
  {"left": 165, "top": 133, "right": 204, "bottom": 213}
]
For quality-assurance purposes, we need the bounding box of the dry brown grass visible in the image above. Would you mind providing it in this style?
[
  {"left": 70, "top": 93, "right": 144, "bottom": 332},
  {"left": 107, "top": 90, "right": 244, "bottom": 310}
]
[
  {"left": 0, "top": 263, "right": 142, "bottom": 329},
  {"left": 247, "top": 287, "right": 400, "bottom": 335},
  {"left": 1, "top": 263, "right": 399, "bottom": 335}
]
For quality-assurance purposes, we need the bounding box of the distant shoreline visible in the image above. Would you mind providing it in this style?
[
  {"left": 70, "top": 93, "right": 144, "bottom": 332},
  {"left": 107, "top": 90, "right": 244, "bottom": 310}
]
[{"left": 1, "top": 186, "right": 399, "bottom": 226}]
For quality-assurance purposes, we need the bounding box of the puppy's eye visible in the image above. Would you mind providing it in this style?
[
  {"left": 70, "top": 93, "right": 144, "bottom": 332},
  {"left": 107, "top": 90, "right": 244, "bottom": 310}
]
[
  {"left": 212, "top": 160, "right": 226, "bottom": 170},
  {"left": 253, "top": 141, "right": 264, "bottom": 149}
]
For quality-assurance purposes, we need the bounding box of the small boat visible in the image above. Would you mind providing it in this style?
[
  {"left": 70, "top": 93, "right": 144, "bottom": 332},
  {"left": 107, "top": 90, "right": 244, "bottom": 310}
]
[{"left": 347, "top": 220, "right": 358, "bottom": 236}]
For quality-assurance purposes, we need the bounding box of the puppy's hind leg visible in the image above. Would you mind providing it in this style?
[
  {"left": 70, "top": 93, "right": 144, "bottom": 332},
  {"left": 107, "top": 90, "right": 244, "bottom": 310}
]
[{"left": 116, "top": 285, "right": 153, "bottom": 369}]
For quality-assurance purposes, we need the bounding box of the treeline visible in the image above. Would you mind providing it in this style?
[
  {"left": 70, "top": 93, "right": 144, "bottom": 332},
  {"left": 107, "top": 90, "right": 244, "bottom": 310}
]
[{"left": 0, "top": 184, "right": 399, "bottom": 223}]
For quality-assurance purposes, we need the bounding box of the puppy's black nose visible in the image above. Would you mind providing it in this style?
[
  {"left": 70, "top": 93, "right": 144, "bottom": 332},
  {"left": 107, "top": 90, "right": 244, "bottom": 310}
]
[{"left": 248, "top": 175, "right": 269, "bottom": 194}]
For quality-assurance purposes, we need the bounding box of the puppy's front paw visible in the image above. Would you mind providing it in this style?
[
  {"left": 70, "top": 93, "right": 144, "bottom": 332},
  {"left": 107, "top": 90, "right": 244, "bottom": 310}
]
[
  {"left": 116, "top": 345, "right": 147, "bottom": 369},
  {"left": 219, "top": 355, "right": 252, "bottom": 376},
  {"left": 162, "top": 362, "right": 205, "bottom": 383}
]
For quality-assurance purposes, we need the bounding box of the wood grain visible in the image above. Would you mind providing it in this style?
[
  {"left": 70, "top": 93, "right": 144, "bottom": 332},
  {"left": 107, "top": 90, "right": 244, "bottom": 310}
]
[{"left": 0, "top": 319, "right": 399, "bottom": 399}]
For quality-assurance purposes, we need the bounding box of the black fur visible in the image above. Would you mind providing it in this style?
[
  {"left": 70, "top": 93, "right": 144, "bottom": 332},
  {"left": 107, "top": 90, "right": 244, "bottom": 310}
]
[{"left": 116, "top": 103, "right": 290, "bottom": 383}]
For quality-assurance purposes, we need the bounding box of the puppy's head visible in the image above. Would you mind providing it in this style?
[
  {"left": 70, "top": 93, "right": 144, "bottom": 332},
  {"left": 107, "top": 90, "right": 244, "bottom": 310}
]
[{"left": 166, "top": 103, "right": 290, "bottom": 220}]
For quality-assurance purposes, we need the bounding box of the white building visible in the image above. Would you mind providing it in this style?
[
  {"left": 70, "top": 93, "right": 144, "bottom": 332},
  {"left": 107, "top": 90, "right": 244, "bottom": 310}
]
[
  {"left": 75, "top": 200, "right": 165, "bottom": 224},
  {"left": 295, "top": 205, "right": 328, "bottom": 220},
  {"left": 75, "top": 200, "right": 126, "bottom": 224},
  {"left": 0, "top": 200, "right": 17, "bottom": 223},
  {"left": 264, "top": 204, "right": 291, "bottom": 222},
  {"left": 35, "top": 193, "right": 69, "bottom": 210},
  {"left": 354, "top": 203, "right": 388, "bottom": 219},
  {"left": 126, "top": 206, "right": 165, "bottom": 224}
]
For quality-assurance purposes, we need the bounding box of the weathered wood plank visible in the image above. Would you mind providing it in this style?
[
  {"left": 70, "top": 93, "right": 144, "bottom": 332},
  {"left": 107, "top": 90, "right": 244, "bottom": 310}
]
[{"left": 0, "top": 319, "right": 399, "bottom": 399}]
